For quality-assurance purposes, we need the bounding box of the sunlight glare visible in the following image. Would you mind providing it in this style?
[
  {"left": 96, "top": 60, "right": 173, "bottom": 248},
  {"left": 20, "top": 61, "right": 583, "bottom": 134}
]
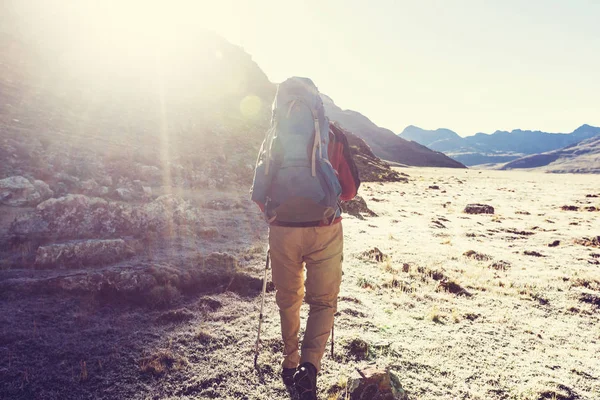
[{"left": 240, "top": 95, "right": 263, "bottom": 119}]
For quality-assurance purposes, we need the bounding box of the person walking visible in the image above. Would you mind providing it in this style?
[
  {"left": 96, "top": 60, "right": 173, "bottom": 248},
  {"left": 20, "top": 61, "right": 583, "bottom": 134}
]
[{"left": 251, "top": 77, "right": 359, "bottom": 400}]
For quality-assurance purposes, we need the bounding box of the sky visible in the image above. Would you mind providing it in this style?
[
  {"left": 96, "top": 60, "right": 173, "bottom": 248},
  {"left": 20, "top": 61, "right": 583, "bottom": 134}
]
[
  {"left": 194, "top": 0, "right": 600, "bottom": 136},
  {"left": 6, "top": 0, "right": 600, "bottom": 137}
]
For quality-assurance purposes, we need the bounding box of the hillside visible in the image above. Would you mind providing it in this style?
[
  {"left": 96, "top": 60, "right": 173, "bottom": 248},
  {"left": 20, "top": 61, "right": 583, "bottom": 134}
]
[
  {"left": 398, "top": 124, "right": 600, "bottom": 166},
  {"left": 322, "top": 96, "right": 466, "bottom": 168},
  {"left": 400, "top": 125, "right": 461, "bottom": 145},
  {"left": 501, "top": 135, "right": 600, "bottom": 173}
]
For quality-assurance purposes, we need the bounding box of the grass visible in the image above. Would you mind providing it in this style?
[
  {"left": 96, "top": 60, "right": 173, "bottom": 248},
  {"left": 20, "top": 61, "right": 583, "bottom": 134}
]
[
  {"left": 139, "top": 349, "right": 188, "bottom": 376},
  {"left": 357, "top": 276, "right": 376, "bottom": 290},
  {"left": 427, "top": 305, "right": 444, "bottom": 323}
]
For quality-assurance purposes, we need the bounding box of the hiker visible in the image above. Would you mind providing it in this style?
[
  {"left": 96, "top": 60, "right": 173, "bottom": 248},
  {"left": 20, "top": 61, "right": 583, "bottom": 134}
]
[{"left": 251, "top": 77, "right": 359, "bottom": 400}]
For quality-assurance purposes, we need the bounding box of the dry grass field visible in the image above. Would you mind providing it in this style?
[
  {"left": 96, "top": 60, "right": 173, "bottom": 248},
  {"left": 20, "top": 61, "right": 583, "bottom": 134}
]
[{"left": 1, "top": 168, "right": 599, "bottom": 400}]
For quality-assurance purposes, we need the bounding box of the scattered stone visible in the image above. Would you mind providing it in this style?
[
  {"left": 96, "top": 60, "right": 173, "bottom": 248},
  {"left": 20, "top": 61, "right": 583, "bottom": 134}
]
[
  {"left": 524, "top": 250, "right": 545, "bottom": 257},
  {"left": 561, "top": 205, "right": 579, "bottom": 211},
  {"left": 417, "top": 266, "right": 446, "bottom": 281},
  {"left": 33, "top": 180, "right": 54, "bottom": 202},
  {"left": 463, "top": 250, "right": 491, "bottom": 261},
  {"left": 515, "top": 210, "right": 531, "bottom": 215},
  {"left": 428, "top": 185, "right": 440, "bottom": 190},
  {"left": 347, "top": 367, "right": 408, "bottom": 400},
  {"left": 464, "top": 204, "right": 494, "bottom": 215},
  {"left": 362, "top": 247, "right": 386, "bottom": 262},
  {"left": 0, "top": 176, "right": 50, "bottom": 206},
  {"left": 34, "top": 239, "right": 134, "bottom": 269},
  {"left": 504, "top": 228, "right": 535, "bottom": 236},
  {"left": 9, "top": 194, "right": 205, "bottom": 241},
  {"left": 341, "top": 196, "right": 378, "bottom": 219},
  {"left": 574, "top": 236, "right": 600, "bottom": 248},
  {"left": 548, "top": 240, "right": 560, "bottom": 247},
  {"left": 489, "top": 260, "right": 511, "bottom": 270},
  {"left": 115, "top": 188, "right": 135, "bottom": 202},
  {"left": 438, "top": 280, "right": 471, "bottom": 296},
  {"left": 584, "top": 206, "right": 598, "bottom": 212},
  {"left": 464, "top": 313, "right": 480, "bottom": 321},
  {"left": 585, "top": 194, "right": 599, "bottom": 198}
]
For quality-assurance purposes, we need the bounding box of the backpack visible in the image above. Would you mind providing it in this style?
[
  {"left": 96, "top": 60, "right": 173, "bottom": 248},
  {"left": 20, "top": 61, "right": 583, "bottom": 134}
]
[{"left": 251, "top": 77, "right": 342, "bottom": 224}]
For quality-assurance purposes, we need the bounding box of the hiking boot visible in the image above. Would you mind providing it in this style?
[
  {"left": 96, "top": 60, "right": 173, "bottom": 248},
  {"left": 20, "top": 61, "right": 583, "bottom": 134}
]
[
  {"left": 294, "top": 362, "right": 317, "bottom": 400},
  {"left": 281, "top": 367, "right": 296, "bottom": 386}
]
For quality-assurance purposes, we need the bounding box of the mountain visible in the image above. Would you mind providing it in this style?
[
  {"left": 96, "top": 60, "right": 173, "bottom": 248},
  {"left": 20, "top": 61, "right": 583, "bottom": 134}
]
[
  {"left": 398, "top": 124, "right": 600, "bottom": 166},
  {"left": 500, "top": 135, "right": 600, "bottom": 173},
  {"left": 322, "top": 96, "right": 465, "bottom": 168},
  {"left": 0, "top": 25, "right": 407, "bottom": 198},
  {"left": 400, "top": 125, "right": 461, "bottom": 146}
]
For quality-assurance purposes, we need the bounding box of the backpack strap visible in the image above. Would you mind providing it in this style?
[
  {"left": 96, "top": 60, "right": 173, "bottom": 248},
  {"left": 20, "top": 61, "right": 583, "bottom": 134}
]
[{"left": 311, "top": 110, "right": 320, "bottom": 177}]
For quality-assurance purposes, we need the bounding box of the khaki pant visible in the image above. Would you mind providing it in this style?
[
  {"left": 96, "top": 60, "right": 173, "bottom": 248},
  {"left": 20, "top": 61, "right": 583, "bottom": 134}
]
[{"left": 269, "top": 223, "right": 343, "bottom": 372}]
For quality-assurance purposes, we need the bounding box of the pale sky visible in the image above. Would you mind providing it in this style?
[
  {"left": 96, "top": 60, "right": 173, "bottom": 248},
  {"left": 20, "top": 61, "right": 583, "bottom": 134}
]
[
  {"left": 6, "top": 0, "right": 600, "bottom": 137},
  {"left": 195, "top": 0, "right": 600, "bottom": 136}
]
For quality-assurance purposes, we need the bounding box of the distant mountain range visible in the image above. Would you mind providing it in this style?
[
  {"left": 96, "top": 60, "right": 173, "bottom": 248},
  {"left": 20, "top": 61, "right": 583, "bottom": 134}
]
[
  {"left": 322, "top": 96, "right": 465, "bottom": 168},
  {"left": 399, "top": 124, "right": 600, "bottom": 166},
  {"left": 500, "top": 135, "right": 600, "bottom": 173}
]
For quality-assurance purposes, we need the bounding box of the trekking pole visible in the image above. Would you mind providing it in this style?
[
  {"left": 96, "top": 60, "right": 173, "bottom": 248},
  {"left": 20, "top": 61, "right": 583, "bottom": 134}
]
[
  {"left": 331, "top": 323, "right": 334, "bottom": 358},
  {"left": 254, "top": 250, "right": 270, "bottom": 368}
]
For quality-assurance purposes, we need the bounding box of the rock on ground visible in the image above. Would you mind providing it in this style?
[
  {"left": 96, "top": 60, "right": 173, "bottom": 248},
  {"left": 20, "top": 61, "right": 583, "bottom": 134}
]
[
  {"left": 9, "top": 194, "right": 205, "bottom": 240},
  {"left": 34, "top": 239, "right": 134, "bottom": 269},
  {"left": 347, "top": 367, "right": 408, "bottom": 400},
  {"left": 464, "top": 203, "right": 495, "bottom": 214},
  {"left": 341, "top": 196, "right": 378, "bottom": 219},
  {"left": 0, "top": 176, "right": 53, "bottom": 206}
]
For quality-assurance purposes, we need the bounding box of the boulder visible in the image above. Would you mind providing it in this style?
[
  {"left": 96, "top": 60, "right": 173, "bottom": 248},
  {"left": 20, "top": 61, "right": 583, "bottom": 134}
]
[
  {"left": 362, "top": 247, "right": 386, "bottom": 262},
  {"left": 464, "top": 204, "right": 494, "bottom": 214},
  {"left": 9, "top": 194, "right": 205, "bottom": 240},
  {"left": 34, "top": 239, "right": 135, "bottom": 269},
  {"left": 33, "top": 180, "right": 54, "bottom": 202},
  {"left": 341, "top": 196, "right": 378, "bottom": 219},
  {"left": 347, "top": 367, "right": 408, "bottom": 400},
  {"left": 0, "top": 176, "right": 40, "bottom": 206},
  {"left": 115, "top": 188, "right": 135, "bottom": 201}
]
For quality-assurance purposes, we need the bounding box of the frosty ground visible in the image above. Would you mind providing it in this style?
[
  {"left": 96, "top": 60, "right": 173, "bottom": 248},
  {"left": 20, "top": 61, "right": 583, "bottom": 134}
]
[{"left": 1, "top": 168, "right": 599, "bottom": 399}]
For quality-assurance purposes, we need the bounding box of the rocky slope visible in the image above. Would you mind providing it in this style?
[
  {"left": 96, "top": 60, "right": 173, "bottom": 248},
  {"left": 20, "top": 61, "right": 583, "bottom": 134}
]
[
  {"left": 501, "top": 135, "right": 600, "bottom": 173},
  {"left": 322, "top": 96, "right": 466, "bottom": 168},
  {"left": 0, "top": 19, "right": 412, "bottom": 276},
  {"left": 398, "top": 124, "right": 600, "bottom": 166}
]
